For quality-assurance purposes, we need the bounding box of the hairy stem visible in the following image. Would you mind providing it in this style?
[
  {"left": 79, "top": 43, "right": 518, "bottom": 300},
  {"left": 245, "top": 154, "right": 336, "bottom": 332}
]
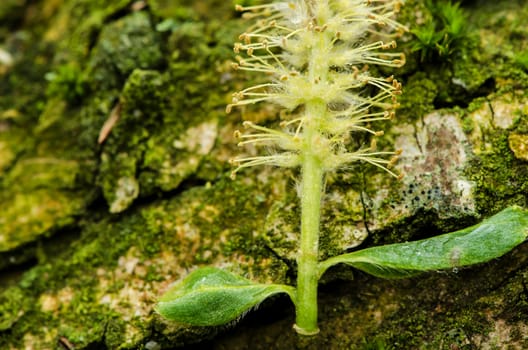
[{"left": 294, "top": 131, "right": 324, "bottom": 335}]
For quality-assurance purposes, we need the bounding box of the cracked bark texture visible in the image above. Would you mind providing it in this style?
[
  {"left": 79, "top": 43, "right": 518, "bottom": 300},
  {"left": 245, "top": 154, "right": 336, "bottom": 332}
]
[{"left": 0, "top": 0, "right": 527, "bottom": 349}]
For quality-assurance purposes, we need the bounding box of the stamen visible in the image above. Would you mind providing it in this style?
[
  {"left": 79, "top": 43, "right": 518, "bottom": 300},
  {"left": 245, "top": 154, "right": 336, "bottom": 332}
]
[{"left": 228, "top": 0, "right": 405, "bottom": 179}]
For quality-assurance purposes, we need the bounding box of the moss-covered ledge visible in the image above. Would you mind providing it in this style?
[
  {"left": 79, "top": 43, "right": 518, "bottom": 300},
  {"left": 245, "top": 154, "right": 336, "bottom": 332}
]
[{"left": 1, "top": 0, "right": 527, "bottom": 349}]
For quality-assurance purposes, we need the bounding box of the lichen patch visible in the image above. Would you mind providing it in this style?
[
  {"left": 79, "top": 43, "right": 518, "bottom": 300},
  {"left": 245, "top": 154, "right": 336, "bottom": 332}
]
[
  {"left": 110, "top": 176, "right": 140, "bottom": 214},
  {"left": 39, "top": 287, "right": 74, "bottom": 313},
  {"left": 467, "top": 101, "right": 494, "bottom": 154},
  {"left": 473, "top": 319, "right": 528, "bottom": 350},
  {"left": 0, "top": 141, "right": 15, "bottom": 173},
  {"left": 173, "top": 121, "right": 218, "bottom": 155},
  {"left": 508, "top": 133, "right": 528, "bottom": 161},
  {"left": 491, "top": 93, "right": 527, "bottom": 130},
  {"left": 370, "top": 111, "right": 477, "bottom": 231}
]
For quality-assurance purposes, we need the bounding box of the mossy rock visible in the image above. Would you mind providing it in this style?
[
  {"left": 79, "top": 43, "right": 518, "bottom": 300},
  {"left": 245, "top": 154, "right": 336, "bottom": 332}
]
[{"left": 0, "top": 0, "right": 528, "bottom": 349}]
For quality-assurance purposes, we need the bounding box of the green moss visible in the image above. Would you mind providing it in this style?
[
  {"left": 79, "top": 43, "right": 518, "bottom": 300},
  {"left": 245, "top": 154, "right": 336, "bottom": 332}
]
[
  {"left": 87, "top": 11, "right": 164, "bottom": 91},
  {"left": 515, "top": 50, "right": 528, "bottom": 71},
  {"left": 408, "top": 0, "right": 474, "bottom": 64},
  {"left": 1, "top": 0, "right": 528, "bottom": 348},
  {"left": 508, "top": 133, "right": 528, "bottom": 161},
  {"left": 0, "top": 46, "right": 48, "bottom": 124},
  {"left": 0, "top": 169, "right": 295, "bottom": 346},
  {"left": 0, "top": 190, "right": 86, "bottom": 252},
  {"left": 467, "top": 131, "right": 528, "bottom": 214},
  {"left": 97, "top": 66, "right": 220, "bottom": 207},
  {"left": 45, "top": 63, "right": 85, "bottom": 103},
  {"left": 100, "top": 152, "right": 140, "bottom": 213},
  {"left": 352, "top": 273, "right": 494, "bottom": 349},
  {"left": 261, "top": 199, "right": 300, "bottom": 262},
  {"left": 5, "top": 157, "right": 80, "bottom": 190},
  {"left": 94, "top": 10, "right": 238, "bottom": 209},
  {"left": 0, "top": 2, "right": 240, "bottom": 347},
  {"left": 121, "top": 69, "right": 168, "bottom": 120},
  {"left": 150, "top": 0, "right": 235, "bottom": 20},
  {"left": 0, "top": 150, "right": 93, "bottom": 252},
  {"left": 0, "top": 287, "right": 28, "bottom": 331},
  {"left": 451, "top": 55, "right": 493, "bottom": 94},
  {"left": 0, "top": 125, "right": 30, "bottom": 175},
  {"left": 398, "top": 72, "right": 438, "bottom": 120}
]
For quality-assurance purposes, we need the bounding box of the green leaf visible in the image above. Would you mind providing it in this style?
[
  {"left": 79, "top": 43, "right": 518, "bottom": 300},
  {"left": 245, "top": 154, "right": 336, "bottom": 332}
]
[
  {"left": 155, "top": 267, "right": 295, "bottom": 326},
  {"left": 319, "top": 206, "right": 528, "bottom": 279}
]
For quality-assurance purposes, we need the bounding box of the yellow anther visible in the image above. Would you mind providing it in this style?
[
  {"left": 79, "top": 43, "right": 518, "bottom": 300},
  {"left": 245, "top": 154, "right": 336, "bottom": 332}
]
[
  {"left": 382, "top": 40, "right": 397, "bottom": 49},
  {"left": 370, "top": 138, "right": 377, "bottom": 151}
]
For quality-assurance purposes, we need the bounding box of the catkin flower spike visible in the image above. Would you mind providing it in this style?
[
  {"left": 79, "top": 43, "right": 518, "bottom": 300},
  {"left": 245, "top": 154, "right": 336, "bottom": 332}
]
[{"left": 228, "top": 0, "right": 406, "bottom": 180}]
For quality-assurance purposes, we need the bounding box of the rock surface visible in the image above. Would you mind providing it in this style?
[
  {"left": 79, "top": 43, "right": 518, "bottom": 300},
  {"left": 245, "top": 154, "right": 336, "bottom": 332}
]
[{"left": 0, "top": 0, "right": 527, "bottom": 349}]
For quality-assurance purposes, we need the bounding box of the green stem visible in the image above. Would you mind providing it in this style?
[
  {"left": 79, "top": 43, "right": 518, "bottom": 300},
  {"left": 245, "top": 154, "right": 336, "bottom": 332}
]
[
  {"left": 294, "top": 142, "right": 324, "bottom": 335},
  {"left": 294, "top": 98, "right": 326, "bottom": 335}
]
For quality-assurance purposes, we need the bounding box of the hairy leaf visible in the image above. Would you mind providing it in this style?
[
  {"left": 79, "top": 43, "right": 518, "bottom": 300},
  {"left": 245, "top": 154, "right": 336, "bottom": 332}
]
[
  {"left": 155, "top": 267, "right": 295, "bottom": 326},
  {"left": 319, "top": 206, "right": 528, "bottom": 279}
]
